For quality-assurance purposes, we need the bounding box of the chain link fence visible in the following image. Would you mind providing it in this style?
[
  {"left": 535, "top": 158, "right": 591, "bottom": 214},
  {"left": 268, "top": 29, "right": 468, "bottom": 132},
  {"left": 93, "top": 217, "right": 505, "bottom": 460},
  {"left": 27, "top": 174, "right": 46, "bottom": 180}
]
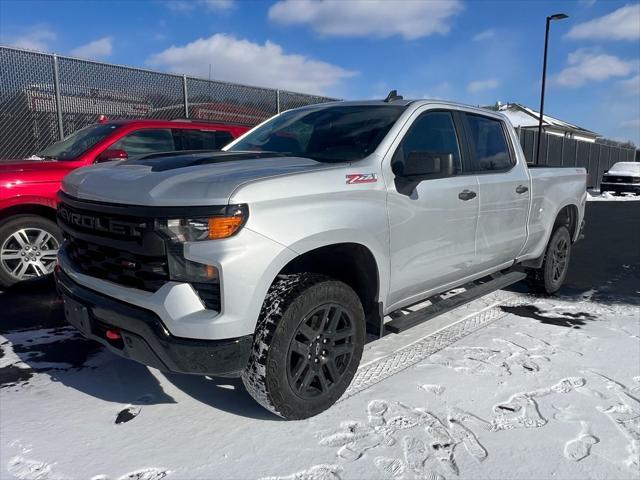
[{"left": 0, "top": 45, "right": 337, "bottom": 159}]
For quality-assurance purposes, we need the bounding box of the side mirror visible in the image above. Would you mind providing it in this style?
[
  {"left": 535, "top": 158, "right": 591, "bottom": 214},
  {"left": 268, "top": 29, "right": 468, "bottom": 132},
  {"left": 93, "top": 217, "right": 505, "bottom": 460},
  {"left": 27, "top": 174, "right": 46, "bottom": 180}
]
[
  {"left": 96, "top": 149, "right": 128, "bottom": 163},
  {"left": 392, "top": 151, "right": 455, "bottom": 196},
  {"left": 392, "top": 151, "right": 456, "bottom": 180}
]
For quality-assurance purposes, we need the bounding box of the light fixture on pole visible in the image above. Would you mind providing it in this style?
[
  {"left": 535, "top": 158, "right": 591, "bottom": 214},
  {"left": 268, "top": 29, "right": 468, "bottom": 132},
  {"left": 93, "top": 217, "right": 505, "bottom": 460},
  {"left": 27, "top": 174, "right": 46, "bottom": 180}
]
[{"left": 536, "top": 13, "right": 568, "bottom": 165}]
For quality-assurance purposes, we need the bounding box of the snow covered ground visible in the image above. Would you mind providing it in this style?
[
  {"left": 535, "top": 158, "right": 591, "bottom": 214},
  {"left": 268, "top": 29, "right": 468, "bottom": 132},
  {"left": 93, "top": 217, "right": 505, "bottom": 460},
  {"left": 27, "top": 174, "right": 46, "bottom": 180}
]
[
  {"left": 2, "top": 201, "right": 639, "bottom": 480},
  {"left": 587, "top": 189, "right": 640, "bottom": 201},
  {"left": 1, "top": 277, "right": 638, "bottom": 479}
]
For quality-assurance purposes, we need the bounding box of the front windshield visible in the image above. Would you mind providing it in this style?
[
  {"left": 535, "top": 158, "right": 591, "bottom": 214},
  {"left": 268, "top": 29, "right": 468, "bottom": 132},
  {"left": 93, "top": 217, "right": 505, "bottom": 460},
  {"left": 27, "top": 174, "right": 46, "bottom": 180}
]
[
  {"left": 37, "top": 123, "right": 120, "bottom": 160},
  {"left": 227, "top": 105, "right": 405, "bottom": 162}
]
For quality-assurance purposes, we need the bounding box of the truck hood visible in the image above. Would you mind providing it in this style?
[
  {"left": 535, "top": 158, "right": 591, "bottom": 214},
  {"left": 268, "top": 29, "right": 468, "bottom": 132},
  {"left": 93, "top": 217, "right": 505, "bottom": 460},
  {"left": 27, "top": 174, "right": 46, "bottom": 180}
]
[
  {"left": 62, "top": 151, "right": 334, "bottom": 206},
  {"left": 608, "top": 163, "right": 640, "bottom": 176}
]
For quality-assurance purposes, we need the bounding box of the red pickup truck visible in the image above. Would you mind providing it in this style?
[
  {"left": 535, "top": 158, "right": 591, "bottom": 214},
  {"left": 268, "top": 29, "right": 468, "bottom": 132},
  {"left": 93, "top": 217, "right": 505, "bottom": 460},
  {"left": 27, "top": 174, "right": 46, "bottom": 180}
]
[{"left": 0, "top": 118, "right": 249, "bottom": 287}]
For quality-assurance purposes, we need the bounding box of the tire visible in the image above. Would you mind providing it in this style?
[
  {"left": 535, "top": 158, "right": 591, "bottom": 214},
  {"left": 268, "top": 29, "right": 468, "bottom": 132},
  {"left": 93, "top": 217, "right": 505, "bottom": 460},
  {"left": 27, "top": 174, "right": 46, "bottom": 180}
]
[
  {"left": 241, "top": 273, "right": 365, "bottom": 419},
  {"left": 0, "top": 215, "right": 62, "bottom": 289},
  {"left": 525, "top": 226, "right": 571, "bottom": 295}
]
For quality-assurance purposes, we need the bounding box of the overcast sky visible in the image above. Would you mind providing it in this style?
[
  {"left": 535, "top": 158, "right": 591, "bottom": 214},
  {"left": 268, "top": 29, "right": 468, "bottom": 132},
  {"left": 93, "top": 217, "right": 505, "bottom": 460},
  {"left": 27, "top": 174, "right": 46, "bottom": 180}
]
[{"left": 1, "top": 0, "right": 638, "bottom": 144}]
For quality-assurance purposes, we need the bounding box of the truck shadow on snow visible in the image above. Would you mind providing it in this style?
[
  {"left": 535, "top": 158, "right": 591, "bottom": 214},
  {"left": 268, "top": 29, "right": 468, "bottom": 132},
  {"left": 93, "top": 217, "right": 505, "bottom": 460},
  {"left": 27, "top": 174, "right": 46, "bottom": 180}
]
[
  {"left": 0, "top": 278, "right": 278, "bottom": 420},
  {"left": 499, "top": 305, "right": 596, "bottom": 328}
]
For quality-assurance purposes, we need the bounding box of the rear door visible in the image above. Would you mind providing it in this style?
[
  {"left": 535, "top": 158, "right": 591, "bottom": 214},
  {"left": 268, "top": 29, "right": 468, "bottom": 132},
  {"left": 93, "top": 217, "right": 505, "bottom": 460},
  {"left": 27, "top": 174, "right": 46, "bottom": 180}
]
[
  {"left": 386, "top": 108, "right": 480, "bottom": 308},
  {"left": 462, "top": 112, "right": 529, "bottom": 270}
]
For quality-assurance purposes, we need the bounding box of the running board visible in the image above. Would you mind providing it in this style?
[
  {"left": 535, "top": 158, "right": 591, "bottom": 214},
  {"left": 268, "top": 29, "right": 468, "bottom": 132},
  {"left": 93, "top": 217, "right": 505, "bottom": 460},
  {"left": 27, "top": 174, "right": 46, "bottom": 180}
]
[{"left": 384, "top": 270, "right": 526, "bottom": 334}]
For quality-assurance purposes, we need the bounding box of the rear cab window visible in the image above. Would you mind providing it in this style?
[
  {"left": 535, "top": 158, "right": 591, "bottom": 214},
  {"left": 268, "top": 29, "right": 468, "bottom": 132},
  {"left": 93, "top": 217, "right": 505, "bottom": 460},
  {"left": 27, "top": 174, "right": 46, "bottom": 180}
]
[{"left": 463, "top": 113, "right": 514, "bottom": 172}]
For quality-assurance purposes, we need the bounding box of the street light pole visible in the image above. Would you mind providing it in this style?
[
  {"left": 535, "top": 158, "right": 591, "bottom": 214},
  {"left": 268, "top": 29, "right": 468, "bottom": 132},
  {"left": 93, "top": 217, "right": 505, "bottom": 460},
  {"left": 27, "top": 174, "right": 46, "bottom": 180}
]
[{"left": 536, "top": 13, "right": 568, "bottom": 165}]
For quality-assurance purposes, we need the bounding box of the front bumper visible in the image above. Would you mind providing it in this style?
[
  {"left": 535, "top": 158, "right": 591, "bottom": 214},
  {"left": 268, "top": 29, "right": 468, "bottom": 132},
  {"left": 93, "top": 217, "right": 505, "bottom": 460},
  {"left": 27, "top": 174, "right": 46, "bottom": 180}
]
[{"left": 55, "top": 267, "right": 252, "bottom": 377}]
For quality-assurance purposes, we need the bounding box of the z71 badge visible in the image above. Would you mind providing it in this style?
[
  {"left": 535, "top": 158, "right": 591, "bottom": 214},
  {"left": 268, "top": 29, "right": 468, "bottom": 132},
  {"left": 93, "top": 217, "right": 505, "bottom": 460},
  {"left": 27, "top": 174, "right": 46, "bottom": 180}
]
[{"left": 346, "top": 173, "right": 377, "bottom": 184}]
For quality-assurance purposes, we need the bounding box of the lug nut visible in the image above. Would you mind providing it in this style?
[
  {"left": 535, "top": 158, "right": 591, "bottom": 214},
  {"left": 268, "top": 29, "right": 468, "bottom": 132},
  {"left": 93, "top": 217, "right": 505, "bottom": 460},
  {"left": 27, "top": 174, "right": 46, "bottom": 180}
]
[
  {"left": 323, "top": 338, "right": 328, "bottom": 344},
  {"left": 307, "top": 354, "right": 311, "bottom": 359},
  {"left": 322, "top": 350, "right": 327, "bottom": 355},
  {"left": 314, "top": 358, "right": 319, "bottom": 364}
]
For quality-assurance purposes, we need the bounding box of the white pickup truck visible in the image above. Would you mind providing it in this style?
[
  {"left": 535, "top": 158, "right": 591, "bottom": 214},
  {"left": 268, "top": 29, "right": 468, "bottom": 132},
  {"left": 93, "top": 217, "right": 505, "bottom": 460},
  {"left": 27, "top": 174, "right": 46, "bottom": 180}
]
[{"left": 55, "top": 94, "right": 587, "bottom": 419}]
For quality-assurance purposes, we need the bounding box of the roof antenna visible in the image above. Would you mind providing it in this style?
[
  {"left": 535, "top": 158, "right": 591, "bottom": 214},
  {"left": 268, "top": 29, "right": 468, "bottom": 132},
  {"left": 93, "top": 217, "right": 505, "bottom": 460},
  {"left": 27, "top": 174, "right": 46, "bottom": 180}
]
[{"left": 384, "top": 90, "right": 403, "bottom": 102}]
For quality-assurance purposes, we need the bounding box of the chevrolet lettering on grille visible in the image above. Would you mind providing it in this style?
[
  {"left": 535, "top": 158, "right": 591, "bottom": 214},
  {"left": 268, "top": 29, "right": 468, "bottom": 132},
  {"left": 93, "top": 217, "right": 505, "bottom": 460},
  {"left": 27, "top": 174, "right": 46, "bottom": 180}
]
[{"left": 58, "top": 207, "right": 146, "bottom": 238}]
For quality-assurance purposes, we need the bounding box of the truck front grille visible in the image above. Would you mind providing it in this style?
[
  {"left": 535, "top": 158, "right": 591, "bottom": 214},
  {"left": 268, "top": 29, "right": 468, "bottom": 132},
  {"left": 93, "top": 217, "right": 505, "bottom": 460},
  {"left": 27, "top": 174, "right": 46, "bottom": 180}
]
[
  {"left": 602, "top": 175, "right": 633, "bottom": 184},
  {"left": 65, "top": 236, "right": 169, "bottom": 292},
  {"left": 58, "top": 195, "right": 222, "bottom": 310}
]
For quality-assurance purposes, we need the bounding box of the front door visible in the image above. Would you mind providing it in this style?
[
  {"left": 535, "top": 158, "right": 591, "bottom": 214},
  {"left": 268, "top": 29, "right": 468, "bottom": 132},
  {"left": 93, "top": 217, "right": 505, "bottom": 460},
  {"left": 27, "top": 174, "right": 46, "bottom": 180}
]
[{"left": 385, "top": 109, "right": 479, "bottom": 309}]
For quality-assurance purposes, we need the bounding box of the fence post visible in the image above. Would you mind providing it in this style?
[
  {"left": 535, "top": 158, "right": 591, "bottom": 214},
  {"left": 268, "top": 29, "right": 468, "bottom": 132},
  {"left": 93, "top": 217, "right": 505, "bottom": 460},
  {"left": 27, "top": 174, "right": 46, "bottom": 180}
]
[
  {"left": 545, "top": 133, "right": 550, "bottom": 165},
  {"left": 595, "top": 144, "right": 601, "bottom": 190},
  {"left": 52, "top": 54, "right": 64, "bottom": 140},
  {"left": 276, "top": 89, "right": 281, "bottom": 114},
  {"left": 182, "top": 75, "right": 189, "bottom": 118},
  {"left": 560, "top": 136, "right": 565, "bottom": 166}
]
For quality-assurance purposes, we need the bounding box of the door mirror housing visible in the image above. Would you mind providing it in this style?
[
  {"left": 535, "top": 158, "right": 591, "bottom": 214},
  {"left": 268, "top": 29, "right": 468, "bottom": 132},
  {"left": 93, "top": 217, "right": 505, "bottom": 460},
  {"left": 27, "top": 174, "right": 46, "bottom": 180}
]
[
  {"left": 96, "top": 149, "right": 128, "bottom": 163},
  {"left": 392, "top": 151, "right": 456, "bottom": 196},
  {"left": 392, "top": 151, "right": 456, "bottom": 180}
]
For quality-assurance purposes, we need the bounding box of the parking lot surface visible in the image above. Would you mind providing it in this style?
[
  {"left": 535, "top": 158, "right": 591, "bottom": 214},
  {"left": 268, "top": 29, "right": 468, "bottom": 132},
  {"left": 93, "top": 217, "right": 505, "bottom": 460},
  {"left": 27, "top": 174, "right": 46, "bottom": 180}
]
[{"left": 1, "top": 201, "right": 638, "bottom": 480}]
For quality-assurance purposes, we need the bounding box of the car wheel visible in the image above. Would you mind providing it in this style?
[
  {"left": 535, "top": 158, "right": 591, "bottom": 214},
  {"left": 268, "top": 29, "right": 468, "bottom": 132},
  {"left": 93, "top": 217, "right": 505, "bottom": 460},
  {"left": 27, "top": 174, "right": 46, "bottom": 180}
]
[
  {"left": 242, "top": 273, "right": 365, "bottom": 419},
  {"left": 526, "top": 226, "right": 571, "bottom": 295},
  {"left": 0, "top": 215, "right": 62, "bottom": 288}
]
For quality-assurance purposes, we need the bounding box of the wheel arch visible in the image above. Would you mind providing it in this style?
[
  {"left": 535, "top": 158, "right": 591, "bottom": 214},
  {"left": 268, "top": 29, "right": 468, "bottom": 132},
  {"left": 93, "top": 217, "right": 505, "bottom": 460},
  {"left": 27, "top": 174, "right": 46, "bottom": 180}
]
[
  {"left": 0, "top": 202, "right": 58, "bottom": 226},
  {"left": 521, "top": 203, "right": 580, "bottom": 269},
  {"left": 553, "top": 203, "right": 579, "bottom": 242},
  {"left": 275, "top": 242, "right": 381, "bottom": 322}
]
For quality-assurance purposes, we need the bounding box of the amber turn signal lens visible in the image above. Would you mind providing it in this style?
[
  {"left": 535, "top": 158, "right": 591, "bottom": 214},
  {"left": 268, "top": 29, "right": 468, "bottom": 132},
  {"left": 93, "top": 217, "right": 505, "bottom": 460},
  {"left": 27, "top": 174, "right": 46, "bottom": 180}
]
[{"left": 208, "top": 216, "right": 244, "bottom": 239}]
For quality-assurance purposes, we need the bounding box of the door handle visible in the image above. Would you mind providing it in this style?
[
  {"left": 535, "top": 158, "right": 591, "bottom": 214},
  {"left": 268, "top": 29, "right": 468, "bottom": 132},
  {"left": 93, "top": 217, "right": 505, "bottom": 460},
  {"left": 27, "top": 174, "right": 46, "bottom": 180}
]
[
  {"left": 458, "top": 189, "right": 477, "bottom": 201},
  {"left": 516, "top": 185, "right": 529, "bottom": 194}
]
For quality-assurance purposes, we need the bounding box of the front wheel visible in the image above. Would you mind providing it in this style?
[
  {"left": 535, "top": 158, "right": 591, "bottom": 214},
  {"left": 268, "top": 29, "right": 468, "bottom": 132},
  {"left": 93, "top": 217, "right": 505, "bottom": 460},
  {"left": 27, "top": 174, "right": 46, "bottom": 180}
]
[
  {"left": 0, "top": 215, "right": 61, "bottom": 288},
  {"left": 526, "top": 226, "right": 571, "bottom": 295},
  {"left": 242, "top": 273, "right": 365, "bottom": 419}
]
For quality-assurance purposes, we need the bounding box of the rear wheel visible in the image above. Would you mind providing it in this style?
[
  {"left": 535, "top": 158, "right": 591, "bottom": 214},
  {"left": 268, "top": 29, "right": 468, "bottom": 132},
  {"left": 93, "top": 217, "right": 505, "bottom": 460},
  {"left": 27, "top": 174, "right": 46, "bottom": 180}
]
[
  {"left": 526, "top": 226, "right": 571, "bottom": 295},
  {"left": 0, "top": 215, "right": 61, "bottom": 288},
  {"left": 242, "top": 273, "right": 365, "bottom": 419}
]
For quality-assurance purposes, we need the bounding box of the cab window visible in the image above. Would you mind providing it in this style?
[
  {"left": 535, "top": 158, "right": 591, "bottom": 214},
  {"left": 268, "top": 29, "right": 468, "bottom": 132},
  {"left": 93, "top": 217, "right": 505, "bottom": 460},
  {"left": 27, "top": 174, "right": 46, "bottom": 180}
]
[
  {"left": 112, "top": 129, "right": 175, "bottom": 157},
  {"left": 178, "top": 130, "right": 234, "bottom": 150},
  {"left": 394, "top": 111, "right": 462, "bottom": 174},
  {"left": 464, "top": 114, "right": 513, "bottom": 171}
]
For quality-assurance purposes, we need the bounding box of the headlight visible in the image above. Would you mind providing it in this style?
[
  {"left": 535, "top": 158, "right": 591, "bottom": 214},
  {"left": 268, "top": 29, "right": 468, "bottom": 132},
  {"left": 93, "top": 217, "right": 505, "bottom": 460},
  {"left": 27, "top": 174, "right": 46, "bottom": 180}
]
[
  {"left": 156, "top": 204, "right": 248, "bottom": 286},
  {"left": 161, "top": 204, "right": 248, "bottom": 242}
]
